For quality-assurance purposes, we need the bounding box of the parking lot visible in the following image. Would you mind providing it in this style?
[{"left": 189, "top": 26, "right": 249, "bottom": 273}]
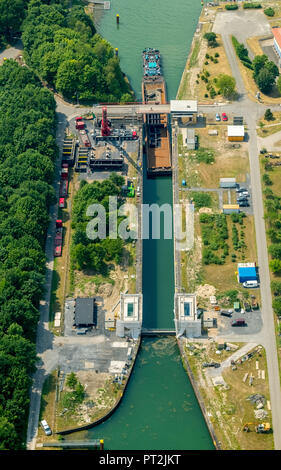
[{"left": 218, "top": 307, "right": 263, "bottom": 337}]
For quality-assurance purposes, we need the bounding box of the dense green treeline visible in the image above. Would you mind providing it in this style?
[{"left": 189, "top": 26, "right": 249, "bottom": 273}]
[
  {"left": 0, "top": 60, "right": 57, "bottom": 449},
  {"left": 0, "top": 0, "right": 29, "bottom": 48},
  {"left": 71, "top": 175, "right": 126, "bottom": 273},
  {"left": 21, "top": 0, "right": 134, "bottom": 102}
]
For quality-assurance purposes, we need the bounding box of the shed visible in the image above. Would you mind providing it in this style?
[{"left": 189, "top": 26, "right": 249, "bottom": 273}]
[
  {"left": 74, "top": 297, "right": 96, "bottom": 327},
  {"left": 220, "top": 177, "right": 237, "bottom": 188},
  {"left": 238, "top": 265, "right": 257, "bottom": 283},
  {"left": 227, "top": 125, "right": 244, "bottom": 142},
  {"left": 185, "top": 129, "right": 196, "bottom": 150},
  {"left": 223, "top": 204, "right": 240, "bottom": 214},
  {"left": 203, "top": 311, "right": 216, "bottom": 328}
]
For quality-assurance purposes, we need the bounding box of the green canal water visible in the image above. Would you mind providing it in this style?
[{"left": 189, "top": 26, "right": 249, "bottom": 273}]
[{"left": 82, "top": 0, "right": 214, "bottom": 449}]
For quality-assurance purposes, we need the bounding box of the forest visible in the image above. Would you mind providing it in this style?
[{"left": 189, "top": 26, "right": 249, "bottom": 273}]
[
  {"left": 21, "top": 0, "right": 134, "bottom": 102},
  {"left": 0, "top": 60, "right": 57, "bottom": 449},
  {"left": 71, "top": 176, "right": 126, "bottom": 273}
]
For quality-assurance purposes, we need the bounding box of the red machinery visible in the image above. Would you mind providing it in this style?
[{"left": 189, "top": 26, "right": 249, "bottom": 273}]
[
  {"left": 54, "top": 220, "right": 63, "bottom": 257},
  {"left": 101, "top": 106, "right": 111, "bottom": 136},
  {"left": 75, "top": 116, "right": 85, "bottom": 130}
]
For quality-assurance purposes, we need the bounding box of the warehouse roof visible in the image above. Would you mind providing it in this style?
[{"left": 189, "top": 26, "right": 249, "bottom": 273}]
[
  {"left": 75, "top": 297, "right": 95, "bottom": 326},
  {"left": 227, "top": 125, "right": 244, "bottom": 137},
  {"left": 238, "top": 266, "right": 257, "bottom": 281}
]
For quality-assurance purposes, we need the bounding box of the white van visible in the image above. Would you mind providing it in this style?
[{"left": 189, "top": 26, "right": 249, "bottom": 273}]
[
  {"left": 243, "top": 280, "right": 259, "bottom": 288},
  {"left": 41, "top": 420, "right": 52, "bottom": 436}
]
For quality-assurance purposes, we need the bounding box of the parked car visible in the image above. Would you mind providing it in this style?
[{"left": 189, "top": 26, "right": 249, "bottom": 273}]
[
  {"left": 239, "top": 201, "right": 249, "bottom": 207},
  {"left": 237, "top": 197, "right": 249, "bottom": 203},
  {"left": 236, "top": 187, "right": 247, "bottom": 193},
  {"left": 215, "top": 113, "right": 221, "bottom": 121},
  {"left": 220, "top": 310, "right": 232, "bottom": 318},
  {"left": 41, "top": 420, "right": 52, "bottom": 436},
  {"left": 202, "top": 362, "right": 221, "bottom": 368},
  {"left": 222, "top": 112, "right": 228, "bottom": 121},
  {"left": 243, "top": 280, "right": 259, "bottom": 288},
  {"left": 231, "top": 318, "right": 246, "bottom": 327}
]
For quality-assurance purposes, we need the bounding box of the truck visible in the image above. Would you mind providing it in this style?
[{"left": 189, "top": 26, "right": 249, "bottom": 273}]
[
  {"left": 75, "top": 116, "right": 85, "bottom": 130},
  {"left": 59, "top": 165, "right": 69, "bottom": 197},
  {"left": 79, "top": 129, "right": 91, "bottom": 148},
  {"left": 54, "top": 220, "right": 63, "bottom": 257}
]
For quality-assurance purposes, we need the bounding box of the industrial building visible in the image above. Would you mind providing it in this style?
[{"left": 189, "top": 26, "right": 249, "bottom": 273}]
[
  {"left": 272, "top": 26, "right": 281, "bottom": 61},
  {"left": 174, "top": 293, "right": 201, "bottom": 338},
  {"left": 223, "top": 204, "right": 240, "bottom": 214},
  {"left": 74, "top": 297, "right": 96, "bottom": 327},
  {"left": 227, "top": 125, "right": 245, "bottom": 142},
  {"left": 170, "top": 100, "right": 197, "bottom": 123},
  {"left": 116, "top": 293, "right": 143, "bottom": 339},
  {"left": 237, "top": 263, "right": 257, "bottom": 284},
  {"left": 220, "top": 177, "right": 237, "bottom": 188}
]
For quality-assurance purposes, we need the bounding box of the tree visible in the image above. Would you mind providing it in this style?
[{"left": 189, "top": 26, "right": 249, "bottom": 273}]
[
  {"left": 264, "top": 108, "right": 274, "bottom": 121},
  {"left": 204, "top": 32, "right": 218, "bottom": 47},
  {"left": 253, "top": 55, "right": 279, "bottom": 93},
  {"left": 216, "top": 74, "right": 236, "bottom": 99},
  {"left": 66, "top": 372, "right": 78, "bottom": 389},
  {"left": 269, "top": 259, "right": 281, "bottom": 273},
  {"left": 264, "top": 7, "right": 275, "bottom": 17}
]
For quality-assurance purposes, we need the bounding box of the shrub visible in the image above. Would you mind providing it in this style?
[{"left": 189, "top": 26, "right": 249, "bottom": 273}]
[
  {"left": 194, "top": 148, "right": 215, "bottom": 164},
  {"left": 263, "top": 173, "right": 273, "bottom": 186},
  {"left": 205, "top": 61, "right": 209, "bottom": 65},
  {"left": 264, "top": 108, "right": 274, "bottom": 121},
  {"left": 225, "top": 4, "right": 238, "bottom": 10},
  {"left": 204, "top": 93, "right": 209, "bottom": 98},
  {"left": 214, "top": 53, "right": 219, "bottom": 58},
  {"left": 243, "top": 2, "right": 262, "bottom": 9},
  {"left": 271, "top": 281, "right": 281, "bottom": 296},
  {"left": 213, "top": 58, "right": 218, "bottom": 64},
  {"left": 264, "top": 7, "right": 275, "bottom": 17},
  {"left": 190, "top": 192, "right": 212, "bottom": 209},
  {"left": 205, "top": 53, "right": 210, "bottom": 59},
  {"left": 210, "top": 88, "right": 216, "bottom": 99}
]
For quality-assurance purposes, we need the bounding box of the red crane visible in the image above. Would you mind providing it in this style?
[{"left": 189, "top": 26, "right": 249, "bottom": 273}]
[{"left": 101, "top": 106, "right": 111, "bottom": 136}]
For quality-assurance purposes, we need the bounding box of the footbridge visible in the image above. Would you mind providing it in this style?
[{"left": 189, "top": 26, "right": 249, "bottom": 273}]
[
  {"left": 93, "top": 103, "right": 171, "bottom": 117},
  {"left": 141, "top": 328, "right": 176, "bottom": 336}
]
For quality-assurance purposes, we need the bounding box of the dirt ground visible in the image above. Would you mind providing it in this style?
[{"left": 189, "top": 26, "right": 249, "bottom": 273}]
[
  {"left": 178, "top": 126, "right": 249, "bottom": 189},
  {"left": 185, "top": 342, "right": 274, "bottom": 450}
]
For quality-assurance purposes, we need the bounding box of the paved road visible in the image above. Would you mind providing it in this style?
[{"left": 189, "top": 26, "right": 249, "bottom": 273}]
[{"left": 198, "top": 28, "right": 281, "bottom": 449}]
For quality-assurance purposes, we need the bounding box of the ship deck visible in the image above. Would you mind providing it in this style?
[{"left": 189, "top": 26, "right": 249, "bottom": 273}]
[{"left": 142, "top": 79, "right": 171, "bottom": 175}]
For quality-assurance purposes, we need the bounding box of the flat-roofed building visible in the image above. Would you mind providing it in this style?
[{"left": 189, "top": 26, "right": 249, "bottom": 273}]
[
  {"left": 116, "top": 293, "right": 142, "bottom": 339},
  {"left": 223, "top": 204, "right": 240, "bottom": 214},
  {"left": 227, "top": 125, "right": 244, "bottom": 142},
  {"left": 272, "top": 26, "right": 281, "bottom": 60},
  {"left": 170, "top": 100, "right": 197, "bottom": 123},
  {"left": 74, "top": 297, "right": 96, "bottom": 327},
  {"left": 174, "top": 293, "right": 201, "bottom": 338}
]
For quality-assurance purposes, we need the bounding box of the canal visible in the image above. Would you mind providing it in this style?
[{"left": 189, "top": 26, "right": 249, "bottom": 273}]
[{"left": 84, "top": 0, "right": 214, "bottom": 449}]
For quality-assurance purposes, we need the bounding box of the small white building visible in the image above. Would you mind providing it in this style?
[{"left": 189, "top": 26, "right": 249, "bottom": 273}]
[
  {"left": 186, "top": 129, "right": 196, "bottom": 150},
  {"left": 116, "top": 294, "right": 142, "bottom": 339},
  {"left": 227, "top": 125, "right": 245, "bottom": 142},
  {"left": 170, "top": 100, "right": 197, "bottom": 122},
  {"left": 220, "top": 177, "right": 237, "bottom": 188},
  {"left": 174, "top": 293, "right": 201, "bottom": 338}
]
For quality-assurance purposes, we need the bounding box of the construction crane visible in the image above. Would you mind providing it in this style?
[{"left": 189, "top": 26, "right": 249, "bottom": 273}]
[
  {"left": 243, "top": 422, "right": 271, "bottom": 434},
  {"left": 101, "top": 106, "right": 111, "bottom": 137}
]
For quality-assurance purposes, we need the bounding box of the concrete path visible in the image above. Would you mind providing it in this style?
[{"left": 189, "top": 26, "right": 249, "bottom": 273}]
[{"left": 0, "top": 40, "right": 23, "bottom": 61}]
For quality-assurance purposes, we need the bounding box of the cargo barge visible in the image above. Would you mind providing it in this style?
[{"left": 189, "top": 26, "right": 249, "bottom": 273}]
[{"left": 142, "top": 48, "right": 172, "bottom": 177}]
